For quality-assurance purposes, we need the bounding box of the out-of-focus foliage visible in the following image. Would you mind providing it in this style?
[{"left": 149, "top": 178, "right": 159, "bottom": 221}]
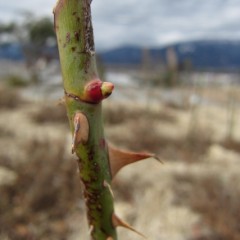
[
  {"left": 28, "top": 18, "right": 55, "bottom": 46},
  {"left": 0, "top": 16, "right": 55, "bottom": 44},
  {"left": 0, "top": 22, "right": 16, "bottom": 34}
]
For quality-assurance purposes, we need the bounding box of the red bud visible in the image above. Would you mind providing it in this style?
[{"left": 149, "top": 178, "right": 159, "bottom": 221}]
[
  {"left": 83, "top": 79, "right": 114, "bottom": 103},
  {"left": 84, "top": 80, "right": 102, "bottom": 103}
]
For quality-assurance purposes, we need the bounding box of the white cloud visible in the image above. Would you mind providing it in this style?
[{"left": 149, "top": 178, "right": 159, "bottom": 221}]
[{"left": 0, "top": 0, "right": 240, "bottom": 50}]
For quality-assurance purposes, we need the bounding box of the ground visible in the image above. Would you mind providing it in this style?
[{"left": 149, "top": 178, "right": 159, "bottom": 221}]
[{"left": 0, "top": 77, "right": 240, "bottom": 240}]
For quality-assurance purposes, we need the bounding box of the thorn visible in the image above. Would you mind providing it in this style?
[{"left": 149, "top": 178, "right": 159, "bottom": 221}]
[
  {"left": 106, "top": 237, "right": 113, "bottom": 240},
  {"left": 112, "top": 213, "right": 147, "bottom": 239},
  {"left": 108, "top": 144, "right": 159, "bottom": 178},
  {"left": 71, "top": 112, "right": 89, "bottom": 154},
  {"left": 154, "top": 155, "right": 164, "bottom": 164},
  {"left": 103, "top": 180, "right": 114, "bottom": 198},
  {"left": 88, "top": 225, "right": 94, "bottom": 235},
  {"left": 53, "top": 0, "right": 61, "bottom": 14}
]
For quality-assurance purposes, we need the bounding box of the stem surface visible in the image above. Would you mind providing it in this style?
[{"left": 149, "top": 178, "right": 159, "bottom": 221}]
[{"left": 54, "top": 1, "right": 117, "bottom": 239}]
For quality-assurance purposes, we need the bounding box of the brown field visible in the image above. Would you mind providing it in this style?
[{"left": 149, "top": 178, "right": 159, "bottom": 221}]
[{"left": 0, "top": 82, "right": 240, "bottom": 240}]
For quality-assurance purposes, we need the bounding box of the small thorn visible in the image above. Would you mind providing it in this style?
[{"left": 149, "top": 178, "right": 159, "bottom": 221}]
[
  {"left": 88, "top": 225, "right": 94, "bottom": 235},
  {"left": 53, "top": 0, "right": 61, "bottom": 14},
  {"left": 153, "top": 155, "right": 164, "bottom": 164},
  {"left": 103, "top": 180, "right": 114, "bottom": 198},
  {"left": 112, "top": 213, "right": 147, "bottom": 239},
  {"left": 108, "top": 145, "right": 158, "bottom": 178},
  {"left": 71, "top": 112, "right": 89, "bottom": 154},
  {"left": 106, "top": 237, "right": 113, "bottom": 240}
]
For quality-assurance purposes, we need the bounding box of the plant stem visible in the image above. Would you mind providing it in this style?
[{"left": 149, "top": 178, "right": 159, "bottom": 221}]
[
  {"left": 54, "top": 1, "right": 117, "bottom": 239},
  {"left": 54, "top": 1, "right": 159, "bottom": 239}
]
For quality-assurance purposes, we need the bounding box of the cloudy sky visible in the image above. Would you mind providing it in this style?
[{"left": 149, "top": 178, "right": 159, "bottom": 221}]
[{"left": 0, "top": 0, "right": 240, "bottom": 50}]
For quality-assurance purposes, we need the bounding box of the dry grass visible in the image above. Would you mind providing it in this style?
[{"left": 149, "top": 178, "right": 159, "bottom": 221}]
[
  {"left": 6, "top": 75, "right": 29, "bottom": 88},
  {"left": 31, "top": 104, "right": 68, "bottom": 124},
  {"left": 0, "top": 138, "right": 82, "bottom": 240},
  {"left": 103, "top": 104, "right": 177, "bottom": 125},
  {"left": 0, "top": 126, "right": 14, "bottom": 138},
  {"left": 0, "top": 86, "right": 240, "bottom": 240},
  {"left": 221, "top": 139, "right": 240, "bottom": 154},
  {"left": 0, "top": 87, "right": 26, "bottom": 109},
  {"left": 110, "top": 120, "right": 213, "bottom": 163},
  {"left": 174, "top": 174, "right": 240, "bottom": 240}
]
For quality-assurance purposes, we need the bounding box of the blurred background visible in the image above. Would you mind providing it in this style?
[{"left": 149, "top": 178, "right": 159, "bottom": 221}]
[{"left": 0, "top": 0, "right": 240, "bottom": 239}]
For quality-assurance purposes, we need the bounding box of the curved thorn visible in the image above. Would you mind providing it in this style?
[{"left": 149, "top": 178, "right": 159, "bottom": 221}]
[
  {"left": 71, "top": 112, "right": 89, "bottom": 154},
  {"left": 153, "top": 155, "right": 164, "bottom": 164},
  {"left": 88, "top": 225, "right": 94, "bottom": 235},
  {"left": 112, "top": 213, "right": 147, "bottom": 239},
  {"left": 108, "top": 144, "right": 159, "bottom": 178}
]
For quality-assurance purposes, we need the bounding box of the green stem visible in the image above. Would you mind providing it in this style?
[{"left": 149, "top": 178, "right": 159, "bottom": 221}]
[{"left": 54, "top": 1, "right": 117, "bottom": 239}]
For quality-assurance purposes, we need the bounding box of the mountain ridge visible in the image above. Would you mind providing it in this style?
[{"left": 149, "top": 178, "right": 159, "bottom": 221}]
[
  {"left": 99, "top": 40, "right": 240, "bottom": 71},
  {"left": 0, "top": 40, "right": 240, "bottom": 71}
]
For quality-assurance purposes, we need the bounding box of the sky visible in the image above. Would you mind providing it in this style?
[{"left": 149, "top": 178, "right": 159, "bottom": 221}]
[{"left": 0, "top": 0, "right": 240, "bottom": 50}]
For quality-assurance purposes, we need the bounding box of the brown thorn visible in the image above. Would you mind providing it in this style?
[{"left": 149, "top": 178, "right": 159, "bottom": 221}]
[
  {"left": 112, "top": 213, "right": 147, "bottom": 239},
  {"left": 53, "top": 0, "right": 61, "bottom": 14},
  {"left": 88, "top": 225, "right": 94, "bottom": 235},
  {"left": 106, "top": 237, "right": 113, "bottom": 240},
  {"left": 153, "top": 155, "right": 164, "bottom": 164},
  {"left": 71, "top": 112, "right": 89, "bottom": 154},
  {"left": 108, "top": 144, "right": 160, "bottom": 178}
]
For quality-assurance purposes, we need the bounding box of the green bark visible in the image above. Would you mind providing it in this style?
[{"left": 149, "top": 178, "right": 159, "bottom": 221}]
[{"left": 54, "top": 1, "right": 117, "bottom": 239}]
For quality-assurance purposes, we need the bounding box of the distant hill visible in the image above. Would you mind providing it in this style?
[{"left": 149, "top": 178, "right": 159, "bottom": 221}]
[
  {"left": 1, "top": 40, "right": 240, "bottom": 71},
  {"left": 0, "top": 43, "right": 24, "bottom": 61},
  {"left": 0, "top": 43, "right": 58, "bottom": 62},
  {"left": 100, "top": 40, "right": 240, "bottom": 71}
]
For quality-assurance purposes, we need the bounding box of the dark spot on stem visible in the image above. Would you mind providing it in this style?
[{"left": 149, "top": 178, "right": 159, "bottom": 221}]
[
  {"left": 74, "top": 31, "right": 80, "bottom": 41},
  {"left": 88, "top": 197, "right": 96, "bottom": 204},
  {"left": 97, "top": 204, "right": 102, "bottom": 211},
  {"left": 87, "top": 209, "right": 93, "bottom": 223},
  {"left": 95, "top": 194, "right": 100, "bottom": 199},
  {"left": 99, "top": 138, "right": 106, "bottom": 149},
  {"left": 89, "top": 150, "right": 94, "bottom": 161},
  {"left": 93, "top": 162, "right": 100, "bottom": 173},
  {"left": 66, "top": 32, "right": 71, "bottom": 43}
]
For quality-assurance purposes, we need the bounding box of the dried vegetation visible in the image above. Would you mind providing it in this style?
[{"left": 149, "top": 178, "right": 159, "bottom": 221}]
[{"left": 0, "top": 87, "right": 240, "bottom": 240}]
